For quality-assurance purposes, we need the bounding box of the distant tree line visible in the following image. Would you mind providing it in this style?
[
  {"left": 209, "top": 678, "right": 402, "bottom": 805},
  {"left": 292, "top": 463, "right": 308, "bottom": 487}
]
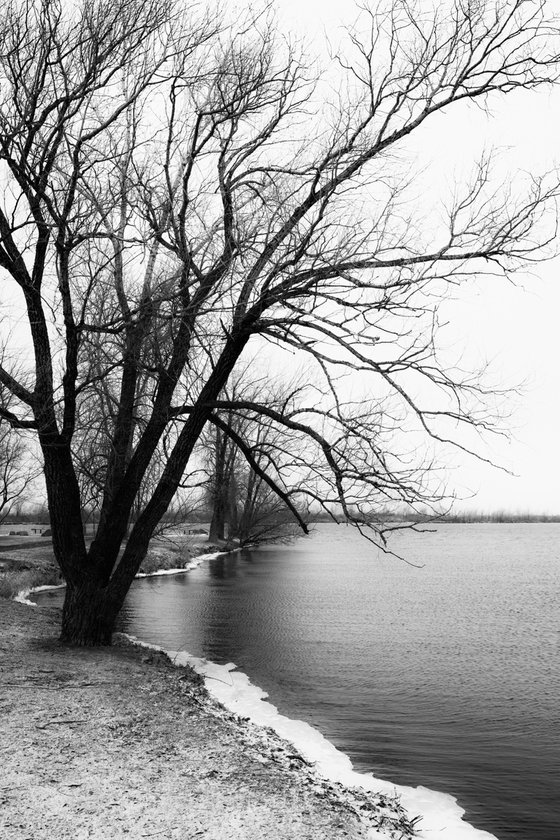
[
  {"left": 429, "top": 510, "right": 560, "bottom": 524},
  {"left": 306, "top": 508, "right": 560, "bottom": 524}
]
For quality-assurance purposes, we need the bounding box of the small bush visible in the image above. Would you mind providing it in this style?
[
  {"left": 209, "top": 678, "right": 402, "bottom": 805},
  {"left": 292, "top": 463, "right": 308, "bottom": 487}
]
[
  {"left": 140, "top": 548, "right": 191, "bottom": 575},
  {"left": 0, "top": 567, "right": 62, "bottom": 600},
  {"left": 0, "top": 570, "right": 36, "bottom": 599}
]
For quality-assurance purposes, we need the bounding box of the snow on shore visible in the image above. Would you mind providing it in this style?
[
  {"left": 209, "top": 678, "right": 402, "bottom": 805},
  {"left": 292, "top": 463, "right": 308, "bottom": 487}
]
[
  {"left": 161, "top": 650, "right": 499, "bottom": 840},
  {"left": 135, "top": 550, "right": 226, "bottom": 577}
]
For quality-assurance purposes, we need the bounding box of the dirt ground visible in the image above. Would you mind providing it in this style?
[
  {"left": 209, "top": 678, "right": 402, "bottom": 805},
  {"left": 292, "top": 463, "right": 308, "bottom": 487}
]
[{"left": 0, "top": 600, "right": 414, "bottom": 840}]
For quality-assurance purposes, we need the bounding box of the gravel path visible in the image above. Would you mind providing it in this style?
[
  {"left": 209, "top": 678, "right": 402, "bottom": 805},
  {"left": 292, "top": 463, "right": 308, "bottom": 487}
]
[{"left": 0, "top": 601, "right": 414, "bottom": 840}]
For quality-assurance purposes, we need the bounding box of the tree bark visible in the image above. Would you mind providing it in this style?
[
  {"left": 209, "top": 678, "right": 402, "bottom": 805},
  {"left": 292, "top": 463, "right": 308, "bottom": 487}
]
[
  {"left": 209, "top": 493, "right": 226, "bottom": 542},
  {"left": 60, "top": 581, "right": 121, "bottom": 646}
]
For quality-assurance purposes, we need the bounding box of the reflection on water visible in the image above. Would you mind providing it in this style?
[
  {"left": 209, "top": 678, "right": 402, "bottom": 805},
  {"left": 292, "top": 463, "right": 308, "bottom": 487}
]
[{"left": 36, "top": 524, "right": 560, "bottom": 840}]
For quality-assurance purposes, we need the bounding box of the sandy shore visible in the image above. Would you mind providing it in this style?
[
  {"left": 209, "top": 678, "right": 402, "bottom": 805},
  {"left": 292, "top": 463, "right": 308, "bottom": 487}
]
[{"left": 0, "top": 600, "right": 416, "bottom": 840}]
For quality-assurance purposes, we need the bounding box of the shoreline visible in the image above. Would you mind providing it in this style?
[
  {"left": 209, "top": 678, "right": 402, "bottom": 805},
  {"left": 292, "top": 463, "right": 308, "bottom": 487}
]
[
  {"left": 12, "top": 544, "right": 234, "bottom": 605},
  {"left": 117, "top": 552, "right": 499, "bottom": 840},
  {"left": 130, "top": 638, "right": 499, "bottom": 840},
  {"left": 6, "top": 544, "right": 499, "bottom": 840},
  {"left": 1, "top": 599, "right": 417, "bottom": 840}
]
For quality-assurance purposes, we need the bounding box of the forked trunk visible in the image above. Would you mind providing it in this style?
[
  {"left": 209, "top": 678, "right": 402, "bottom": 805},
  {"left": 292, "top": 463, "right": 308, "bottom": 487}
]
[{"left": 60, "top": 581, "right": 121, "bottom": 646}]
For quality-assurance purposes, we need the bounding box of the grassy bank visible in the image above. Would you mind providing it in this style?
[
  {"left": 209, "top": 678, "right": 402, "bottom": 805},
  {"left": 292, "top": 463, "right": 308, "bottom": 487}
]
[
  {"left": 0, "top": 547, "right": 61, "bottom": 599},
  {"left": 0, "top": 532, "right": 227, "bottom": 601}
]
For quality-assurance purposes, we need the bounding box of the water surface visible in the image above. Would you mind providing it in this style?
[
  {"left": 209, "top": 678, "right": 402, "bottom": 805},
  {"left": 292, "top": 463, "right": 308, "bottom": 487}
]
[{"left": 37, "top": 524, "right": 560, "bottom": 838}]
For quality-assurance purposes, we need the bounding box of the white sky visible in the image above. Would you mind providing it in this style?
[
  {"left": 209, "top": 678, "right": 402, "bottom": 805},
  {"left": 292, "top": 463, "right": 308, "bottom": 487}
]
[{"left": 271, "top": 0, "right": 560, "bottom": 514}]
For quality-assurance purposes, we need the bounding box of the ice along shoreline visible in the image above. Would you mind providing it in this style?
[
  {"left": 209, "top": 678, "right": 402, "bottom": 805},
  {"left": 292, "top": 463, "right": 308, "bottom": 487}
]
[{"left": 124, "top": 636, "right": 500, "bottom": 840}]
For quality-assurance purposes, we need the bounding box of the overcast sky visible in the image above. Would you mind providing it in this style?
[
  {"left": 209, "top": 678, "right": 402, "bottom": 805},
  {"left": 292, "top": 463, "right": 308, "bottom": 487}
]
[{"left": 272, "top": 0, "right": 560, "bottom": 514}]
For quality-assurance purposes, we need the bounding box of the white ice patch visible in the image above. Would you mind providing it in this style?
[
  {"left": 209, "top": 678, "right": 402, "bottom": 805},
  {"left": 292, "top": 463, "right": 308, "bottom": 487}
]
[
  {"left": 134, "top": 550, "right": 227, "bottom": 578},
  {"left": 17, "top": 582, "right": 66, "bottom": 604},
  {"left": 14, "top": 589, "right": 36, "bottom": 606},
  {"left": 159, "top": 646, "right": 499, "bottom": 840}
]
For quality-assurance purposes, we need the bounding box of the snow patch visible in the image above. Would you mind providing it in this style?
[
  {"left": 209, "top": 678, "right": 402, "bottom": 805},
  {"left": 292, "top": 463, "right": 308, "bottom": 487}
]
[
  {"left": 16, "top": 582, "right": 66, "bottom": 604},
  {"left": 135, "top": 550, "right": 226, "bottom": 578},
  {"left": 14, "top": 590, "right": 37, "bottom": 606}
]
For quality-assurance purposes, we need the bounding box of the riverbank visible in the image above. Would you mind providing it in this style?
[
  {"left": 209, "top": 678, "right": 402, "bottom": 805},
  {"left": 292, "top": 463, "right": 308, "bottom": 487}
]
[
  {"left": 0, "top": 600, "right": 417, "bottom": 840},
  {"left": 0, "top": 533, "right": 228, "bottom": 600}
]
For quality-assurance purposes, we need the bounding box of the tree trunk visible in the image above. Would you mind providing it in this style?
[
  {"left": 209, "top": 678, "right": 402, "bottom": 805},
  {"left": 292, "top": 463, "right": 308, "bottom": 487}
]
[
  {"left": 209, "top": 492, "right": 226, "bottom": 542},
  {"left": 60, "top": 581, "right": 121, "bottom": 646}
]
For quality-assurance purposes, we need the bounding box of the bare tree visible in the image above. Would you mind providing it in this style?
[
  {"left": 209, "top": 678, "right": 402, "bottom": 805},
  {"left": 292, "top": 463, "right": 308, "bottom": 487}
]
[
  {"left": 0, "top": 0, "right": 558, "bottom": 644},
  {"left": 230, "top": 421, "right": 309, "bottom": 547},
  {"left": 202, "top": 369, "right": 310, "bottom": 545},
  {"left": 0, "top": 425, "right": 36, "bottom": 522},
  {"left": 73, "top": 375, "right": 203, "bottom": 535}
]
